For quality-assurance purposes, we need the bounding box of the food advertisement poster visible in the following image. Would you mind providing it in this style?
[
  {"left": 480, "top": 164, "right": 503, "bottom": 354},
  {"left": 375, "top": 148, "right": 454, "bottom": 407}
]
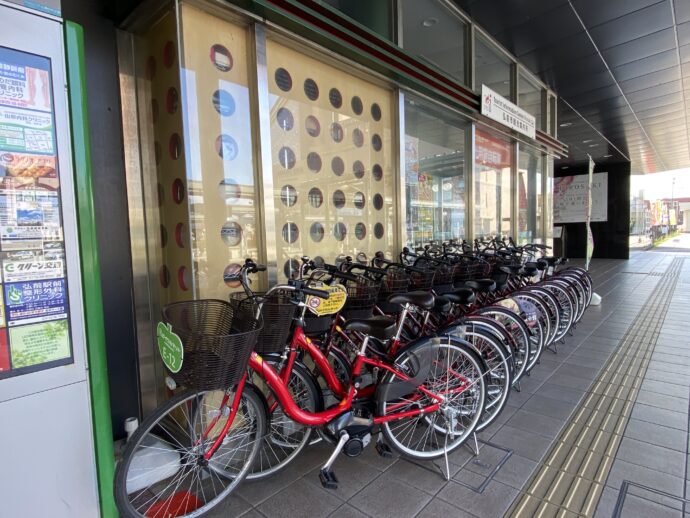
[{"left": 0, "top": 47, "right": 72, "bottom": 379}]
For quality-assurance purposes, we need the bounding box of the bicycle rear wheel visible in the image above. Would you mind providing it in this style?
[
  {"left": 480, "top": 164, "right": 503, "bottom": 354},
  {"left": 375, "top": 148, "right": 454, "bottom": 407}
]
[{"left": 114, "top": 387, "right": 265, "bottom": 518}]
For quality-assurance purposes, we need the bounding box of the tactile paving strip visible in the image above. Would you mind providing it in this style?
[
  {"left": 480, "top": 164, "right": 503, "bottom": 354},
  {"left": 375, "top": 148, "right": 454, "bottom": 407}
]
[{"left": 508, "top": 258, "right": 685, "bottom": 517}]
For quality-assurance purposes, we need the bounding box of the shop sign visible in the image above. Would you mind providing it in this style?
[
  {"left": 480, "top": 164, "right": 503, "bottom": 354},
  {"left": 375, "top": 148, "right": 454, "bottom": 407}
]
[
  {"left": 3, "top": 258, "right": 64, "bottom": 282},
  {"left": 481, "top": 85, "right": 536, "bottom": 139}
]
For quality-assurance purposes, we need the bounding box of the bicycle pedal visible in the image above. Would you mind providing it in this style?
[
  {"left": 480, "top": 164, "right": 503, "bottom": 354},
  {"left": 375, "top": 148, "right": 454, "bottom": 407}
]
[
  {"left": 319, "top": 468, "right": 338, "bottom": 489},
  {"left": 376, "top": 441, "right": 393, "bottom": 458}
]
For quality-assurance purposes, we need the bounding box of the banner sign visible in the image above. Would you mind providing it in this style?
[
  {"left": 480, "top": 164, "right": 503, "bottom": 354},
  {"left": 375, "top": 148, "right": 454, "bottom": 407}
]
[
  {"left": 481, "top": 85, "right": 536, "bottom": 139},
  {"left": 475, "top": 129, "right": 512, "bottom": 169},
  {"left": 585, "top": 157, "right": 595, "bottom": 271},
  {"left": 554, "top": 172, "right": 608, "bottom": 224}
]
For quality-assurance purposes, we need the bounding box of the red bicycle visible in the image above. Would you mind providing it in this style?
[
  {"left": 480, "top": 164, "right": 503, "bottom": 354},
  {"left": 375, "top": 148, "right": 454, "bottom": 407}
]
[{"left": 114, "top": 260, "right": 487, "bottom": 518}]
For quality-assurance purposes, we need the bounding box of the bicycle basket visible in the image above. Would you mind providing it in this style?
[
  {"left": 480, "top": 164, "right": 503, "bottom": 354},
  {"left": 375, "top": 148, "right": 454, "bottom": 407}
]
[
  {"left": 161, "top": 299, "right": 262, "bottom": 390},
  {"left": 408, "top": 268, "right": 435, "bottom": 290},
  {"left": 378, "top": 267, "right": 410, "bottom": 298},
  {"left": 343, "top": 276, "right": 381, "bottom": 310},
  {"left": 432, "top": 263, "right": 456, "bottom": 286},
  {"left": 453, "top": 260, "right": 475, "bottom": 284},
  {"left": 230, "top": 290, "right": 297, "bottom": 354}
]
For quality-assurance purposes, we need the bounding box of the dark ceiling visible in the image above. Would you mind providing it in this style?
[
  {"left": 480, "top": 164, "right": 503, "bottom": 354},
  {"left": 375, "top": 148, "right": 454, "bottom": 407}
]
[{"left": 454, "top": 0, "right": 690, "bottom": 174}]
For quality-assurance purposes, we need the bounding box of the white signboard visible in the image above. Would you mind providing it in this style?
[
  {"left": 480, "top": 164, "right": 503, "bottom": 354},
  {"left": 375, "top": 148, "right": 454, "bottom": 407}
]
[
  {"left": 554, "top": 172, "right": 608, "bottom": 224},
  {"left": 481, "top": 85, "right": 536, "bottom": 139}
]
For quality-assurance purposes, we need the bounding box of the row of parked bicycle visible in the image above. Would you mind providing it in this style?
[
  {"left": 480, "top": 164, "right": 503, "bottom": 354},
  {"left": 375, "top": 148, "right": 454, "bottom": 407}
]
[{"left": 114, "top": 237, "right": 592, "bottom": 517}]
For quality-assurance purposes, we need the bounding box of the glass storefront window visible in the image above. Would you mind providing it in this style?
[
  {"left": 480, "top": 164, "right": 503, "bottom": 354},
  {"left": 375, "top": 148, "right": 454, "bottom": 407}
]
[
  {"left": 545, "top": 156, "right": 554, "bottom": 247},
  {"left": 266, "top": 39, "right": 396, "bottom": 280},
  {"left": 474, "top": 129, "right": 512, "bottom": 238},
  {"left": 518, "top": 147, "right": 543, "bottom": 244},
  {"left": 475, "top": 34, "right": 511, "bottom": 98},
  {"left": 400, "top": 0, "right": 467, "bottom": 85},
  {"left": 404, "top": 95, "right": 467, "bottom": 247},
  {"left": 519, "top": 72, "right": 543, "bottom": 131}
]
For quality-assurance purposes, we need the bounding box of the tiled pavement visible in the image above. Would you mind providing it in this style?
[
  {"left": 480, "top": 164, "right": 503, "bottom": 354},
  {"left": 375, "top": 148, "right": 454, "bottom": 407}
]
[{"left": 209, "top": 248, "right": 690, "bottom": 518}]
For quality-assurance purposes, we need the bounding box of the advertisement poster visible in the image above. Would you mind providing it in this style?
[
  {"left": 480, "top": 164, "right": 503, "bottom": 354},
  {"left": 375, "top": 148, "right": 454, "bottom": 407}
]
[
  {"left": 0, "top": 47, "right": 72, "bottom": 379},
  {"left": 585, "top": 157, "right": 595, "bottom": 271},
  {"left": 554, "top": 172, "right": 608, "bottom": 224}
]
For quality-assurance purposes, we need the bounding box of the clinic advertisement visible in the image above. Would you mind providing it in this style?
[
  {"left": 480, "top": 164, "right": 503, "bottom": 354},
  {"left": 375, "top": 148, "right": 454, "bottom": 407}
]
[
  {"left": 0, "top": 47, "right": 72, "bottom": 379},
  {"left": 4, "top": 279, "right": 68, "bottom": 325},
  {"left": 554, "top": 172, "right": 608, "bottom": 224}
]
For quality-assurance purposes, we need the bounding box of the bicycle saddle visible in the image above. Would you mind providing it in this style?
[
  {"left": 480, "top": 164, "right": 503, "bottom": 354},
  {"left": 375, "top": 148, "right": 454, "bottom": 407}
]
[
  {"left": 536, "top": 259, "right": 548, "bottom": 271},
  {"left": 387, "top": 291, "right": 435, "bottom": 310},
  {"left": 462, "top": 279, "right": 496, "bottom": 293},
  {"left": 542, "top": 256, "right": 560, "bottom": 266},
  {"left": 444, "top": 288, "right": 475, "bottom": 306},
  {"left": 343, "top": 316, "right": 397, "bottom": 341},
  {"left": 434, "top": 295, "right": 452, "bottom": 313}
]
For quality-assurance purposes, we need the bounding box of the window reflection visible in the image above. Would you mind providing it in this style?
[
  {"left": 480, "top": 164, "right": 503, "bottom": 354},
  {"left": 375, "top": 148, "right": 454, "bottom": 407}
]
[
  {"left": 518, "top": 147, "right": 543, "bottom": 244},
  {"left": 405, "top": 96, "right": 467, "bottom": 246},
  {"left": 475, "top": 34, "right": 511, "bottom": 98},
  {"left": 474, "top": 129, "right": 512, "bottom": 238}
]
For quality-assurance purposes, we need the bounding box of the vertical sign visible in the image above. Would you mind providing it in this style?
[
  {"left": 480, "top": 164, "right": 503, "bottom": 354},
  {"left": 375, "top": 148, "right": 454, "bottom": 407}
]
[
  {"left": 0, "top": 46, "right": 72, "bottom": 379},
  {"left": 585, "top": 156, "right": 595, "bottom": 271}
]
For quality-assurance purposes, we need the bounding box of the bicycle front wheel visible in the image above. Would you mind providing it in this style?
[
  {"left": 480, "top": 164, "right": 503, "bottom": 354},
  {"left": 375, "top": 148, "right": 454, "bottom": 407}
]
[{"left": 114, "top": 387, "right": 265, "bottom": 518}]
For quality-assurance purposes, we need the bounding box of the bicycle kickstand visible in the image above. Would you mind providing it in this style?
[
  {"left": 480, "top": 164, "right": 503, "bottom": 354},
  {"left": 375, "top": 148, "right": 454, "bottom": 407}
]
[{"left": 319, "top": 431, "right": 349, "bottom": 489}]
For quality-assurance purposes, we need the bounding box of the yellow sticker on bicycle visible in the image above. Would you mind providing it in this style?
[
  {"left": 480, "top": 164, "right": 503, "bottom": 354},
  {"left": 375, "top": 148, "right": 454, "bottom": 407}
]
[{"left": 306, "top": 283, "right": 347, "bottom": 316}]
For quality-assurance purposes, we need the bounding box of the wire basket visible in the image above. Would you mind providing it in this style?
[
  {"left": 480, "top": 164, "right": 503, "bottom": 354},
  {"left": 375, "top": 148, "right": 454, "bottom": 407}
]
[
  {"left": 230, "top": 290, "right": 297, "bottom": 354},
  {"left": 378, "top": 266, "right": 410, "bottom": 298},
  {"left": 453, "top": 260, "right": 477, "bottom": 284},
  {"left": 343, "top": 276, "right": 381, "bottom": 310},
  {"left": 409, "top": 268, "right": 435, "bottom": 290},
  {"left": 161, "top": 299, "right": 262, "bottom": 390},
  {"left": 432, "top": 264, "right": 456, "bottom": 286}
]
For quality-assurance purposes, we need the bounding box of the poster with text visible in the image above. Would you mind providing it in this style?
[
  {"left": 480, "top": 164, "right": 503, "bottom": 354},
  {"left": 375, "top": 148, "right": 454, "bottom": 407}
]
[
  {"left": 554, "top": 172, "right": 608, "bottom": 224},
  {"left": 8, "top": 319, "right": 70, "bottom": 369},
  {"left": 5, "top": 279, "right": 67, "bottom": 325}
]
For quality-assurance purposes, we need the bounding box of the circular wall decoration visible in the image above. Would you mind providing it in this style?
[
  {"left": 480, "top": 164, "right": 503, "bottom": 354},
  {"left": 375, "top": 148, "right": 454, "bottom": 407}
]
[
  {"left": 331, "top": 156, "right": 345, "bottom": 176},
  {"left": 215, "top": 134, "right": 239, "bottom": 161},
  {"left": 371, "top": 103, "right": 382, "bottom": 121},
  {"left": 172, "top": 178, "right": 185, "bottom": 204},
  {"left": 224, "top": 263, "right": 242, "bottom": 288},
  {"left": 159, "top": 265, "right": 170, "bottom": 288},
  {"left": 310, "top": 222, "right": 325, "bottom": 242},
  {"left": 372, "top": 133, "right": 383, "bottom": 151},
  {"left": 154, "top": 142, "right": 161, "bottom": 165},
  {"left": 352, "top": 128, "right": 364, "bottom": 148},
  {"left": 163, "top": 41, "right": 175, "bottom": 68},
  {"left": 330, "top": 122, "right": 344, "bottom": 143},
  {"left": 212, "top": 89, "right": 236, "bottom": 117},
  {"left": 307, "top": 152, "right": 322, "bottom": 173},
  {"left": 278, "top": 146, "right": 296, "bottom": 169},
  {"left": 178, "top": 266, "right": 190, "bottom": 291},
  {"left": 169, "top": 133, "right": 181, "bottom": 160},
  {"left": 353, "top": 192, "right": 366, "bottom": 209},
  {"left": 353, "top": 160, "right": 365, "bottom": 179},
  {"left": 218, "top": 179, "right": 241, "bottom": 202},
  {"left": 374, "top": 223, "right": 385, "bottom": 239},
  {"left": 160, "top": 224, "right": 168, "bottom": 248},
  {"left": 175, "top": 222, "right": 187, "bottom": 248},
  {"left": 280, "top": 184, "right": 298, "bottom": 207},
  {"left": 284, "top": 259, "right": 300, "bottom": 279},
  {"left": 275, "top": 68, "right": 292, "bottom": 91},
  {"left": 210, "top": 44, "right": 233, "bottom": 72},
  {"left": 308, "top": 187, "right": 323, "bottom": 208},
  {"left": 145, "top": 56, "right": 156, "bottom": 80},
  {"left": 332, "top": 190, "right": 346, "bottom": 209},
  {"left": 305, "top": 115, "right": 321, "bottom": 137},
  {"left": 276, "top": 107, "right": 294, "bottom": 130},
  {"left": 372, "top": 163, "right": 383, "bottom": 181},
  {"left": 333, "top": 222, "right": 347, "bottom": 241},
  {"left": 166, "top": 87, "right": 179, "bottom": 114},
  {"left": 151, "top": 99, "right": 159, "bottom": 123},
  {"left": 329, "top": 88, "right": 343, "bottom": 108},
  {"left": 351, "top": 96, "right": 363, "bottom": 115},
  {"left": 373, "top": 193, "right": 384, "bottom": 210},
  {"left": 221, "top": 221, "right": 243, "bottom": 246},
  {"left": 282, "top": 222, "right": 299, "bottom": 244},
  {"left": 304, "top": 78, "right": 319, "bottom": 101},
  {"left": 355, "top": 222, "right": 367, "bottom": 240}
]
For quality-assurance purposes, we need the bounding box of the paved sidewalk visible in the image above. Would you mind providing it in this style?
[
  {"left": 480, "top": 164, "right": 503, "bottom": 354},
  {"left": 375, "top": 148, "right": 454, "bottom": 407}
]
[{"left": 209, "top": 250, "right": 690, "bottom": 518}]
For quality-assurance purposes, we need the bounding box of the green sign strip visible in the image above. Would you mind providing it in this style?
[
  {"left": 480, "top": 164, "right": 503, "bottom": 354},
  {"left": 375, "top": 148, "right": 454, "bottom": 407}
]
[{"left": 64, "top": 21, "right": 117, "bottom": 518}]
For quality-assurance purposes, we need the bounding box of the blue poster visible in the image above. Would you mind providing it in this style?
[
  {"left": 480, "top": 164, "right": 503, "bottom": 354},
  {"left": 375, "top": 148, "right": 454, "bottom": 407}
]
[{"left": 4, "top": 278, "right": 67, "bottom": 325}]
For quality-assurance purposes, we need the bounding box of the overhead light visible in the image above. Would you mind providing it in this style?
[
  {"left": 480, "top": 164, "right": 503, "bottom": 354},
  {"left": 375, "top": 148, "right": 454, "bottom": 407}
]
[
  {"left": 588, "top": 143, "right": 599, "bottom": 148},
  {"left": 582, "top": 139, "right": 593, "bottom": 143},
  {"left": 603, "top": 154, "right": 612, "bottom": 158},
  {"left": 562, "top": 166, "right": 569, "bottom": 170},
  {"left": 422, "top": 17, "right": 438, "bottom": 27},
  {"left": 559, "top": 122, "right": 572, "bottom": 128}
]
